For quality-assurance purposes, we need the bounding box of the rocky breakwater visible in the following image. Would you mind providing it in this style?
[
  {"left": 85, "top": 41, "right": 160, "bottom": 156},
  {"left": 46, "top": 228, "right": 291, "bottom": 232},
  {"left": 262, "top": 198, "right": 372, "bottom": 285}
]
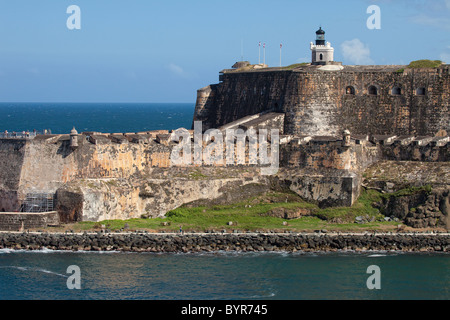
[{"left": 0, "top": 232, "right": 449, "bottom": 253}]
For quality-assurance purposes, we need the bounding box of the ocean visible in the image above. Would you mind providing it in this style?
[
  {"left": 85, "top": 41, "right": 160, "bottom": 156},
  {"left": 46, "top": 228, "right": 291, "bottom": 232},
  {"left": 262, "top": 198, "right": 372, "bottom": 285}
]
[
  {"left": 0, "top": 103, "right": 449, "bottom": 301},
  {"left": 0, "top": 249, "right": 449, "bottom": 300},
  {"left": 0, "top": 102, "right": 194, "bottom": 134}
]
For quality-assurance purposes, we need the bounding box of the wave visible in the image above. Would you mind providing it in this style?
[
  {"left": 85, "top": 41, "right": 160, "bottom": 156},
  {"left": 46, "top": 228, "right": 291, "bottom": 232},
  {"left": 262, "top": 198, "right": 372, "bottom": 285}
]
[
  {"left": 0, "top": 247, "right": 120, "bottom": 254},
  {"left": 249, "top": 292, "right": 276, "bottom": 299},
  {"left": 35, "top": 268, "right": 68, "bottom": 278},
  {"left": 0, "top": 248, "right": 16, "bottom": 254},
  {"left": 0, "top": 266, "right": 68, "bottom": 278}
]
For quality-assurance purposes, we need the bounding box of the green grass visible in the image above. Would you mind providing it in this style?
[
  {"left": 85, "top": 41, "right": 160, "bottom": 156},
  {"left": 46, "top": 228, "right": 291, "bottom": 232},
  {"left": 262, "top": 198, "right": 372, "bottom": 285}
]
[
  {"left": 188, "top": 169, "right": 208, "bottom": 180},
  {"left": 407, "top": 59, "right": 442, "bottom": 69},
  {"left": 67, "top": 189, "right": 402, "bottom": 233},
  {"left": 315, "top": 189, "right": 384, "bottom": 222},
  {"left": 381, "top": 185, "right": 432, "bottom": 199}
]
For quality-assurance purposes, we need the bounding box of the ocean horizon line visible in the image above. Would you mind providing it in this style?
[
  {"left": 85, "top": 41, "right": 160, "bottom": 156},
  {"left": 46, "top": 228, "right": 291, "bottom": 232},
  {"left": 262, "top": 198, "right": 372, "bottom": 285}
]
[{"left": 0, "top": 102, "right": 194, "bottom": 105}]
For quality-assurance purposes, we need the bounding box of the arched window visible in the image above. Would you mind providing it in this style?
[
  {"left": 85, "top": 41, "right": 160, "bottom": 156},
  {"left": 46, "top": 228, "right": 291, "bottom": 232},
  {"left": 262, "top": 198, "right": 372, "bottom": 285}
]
[
  {"left": 391, "top": 87, "right": 402, "bottom": 95},
  {"left": 416, "top": 88, "right": 426, "bottom": 96},
  {"left": 368, "top": 86, "right": 378, "bottom": 95},
  {"left": 320, "top": 53, "right": 323, "bottom": 61},
  {"left": 346, "top": 86, "right": 356, "bottom": 95}
]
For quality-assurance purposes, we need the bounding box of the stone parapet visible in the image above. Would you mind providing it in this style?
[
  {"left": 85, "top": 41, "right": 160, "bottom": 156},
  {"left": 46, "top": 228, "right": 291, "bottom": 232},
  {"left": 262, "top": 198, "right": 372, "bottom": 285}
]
[{"left": 0, "top": 212, "right": 59, "bottom": 231}]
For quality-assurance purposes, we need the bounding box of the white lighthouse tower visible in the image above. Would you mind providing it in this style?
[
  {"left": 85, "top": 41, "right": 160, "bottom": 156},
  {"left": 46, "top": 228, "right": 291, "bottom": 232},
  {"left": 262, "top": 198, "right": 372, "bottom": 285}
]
[{"left": 310, "top": 27, "right": 334, "bottom": 65}]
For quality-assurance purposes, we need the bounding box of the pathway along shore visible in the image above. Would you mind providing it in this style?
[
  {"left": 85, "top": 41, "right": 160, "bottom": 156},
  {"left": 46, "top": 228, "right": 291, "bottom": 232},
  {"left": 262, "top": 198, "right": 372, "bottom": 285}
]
[{"left": 0, "top": 231, "right": 449, "bottom": 253}]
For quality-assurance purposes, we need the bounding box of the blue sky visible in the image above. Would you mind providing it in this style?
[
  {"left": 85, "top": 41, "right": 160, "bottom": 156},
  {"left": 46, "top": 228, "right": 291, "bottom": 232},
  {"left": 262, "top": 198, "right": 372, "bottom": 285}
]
[{"left": 0, "top": 0, "right": 449, "bottom": 103}]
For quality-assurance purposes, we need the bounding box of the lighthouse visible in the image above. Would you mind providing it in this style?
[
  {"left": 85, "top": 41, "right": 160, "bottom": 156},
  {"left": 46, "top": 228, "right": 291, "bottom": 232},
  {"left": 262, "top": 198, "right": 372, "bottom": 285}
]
[{"left": 310, "top": 27, "right": 334, "bottom": 65}]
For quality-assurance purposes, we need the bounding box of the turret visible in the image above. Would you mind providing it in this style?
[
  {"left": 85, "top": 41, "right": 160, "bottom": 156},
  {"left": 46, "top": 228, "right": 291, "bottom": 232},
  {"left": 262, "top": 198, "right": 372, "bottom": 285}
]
[
  {"left": 342, "top": 129, "right": 351, "bottom": 147},
  {"left": 70, "top": 127, "right": 79, "bottom": 149}
]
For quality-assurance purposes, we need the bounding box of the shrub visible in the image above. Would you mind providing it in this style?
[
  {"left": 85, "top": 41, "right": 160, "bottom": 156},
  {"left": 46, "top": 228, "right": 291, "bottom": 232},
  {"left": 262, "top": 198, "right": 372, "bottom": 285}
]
[{"left": 407, "top": 60, "right": 442, "bottom": 69}]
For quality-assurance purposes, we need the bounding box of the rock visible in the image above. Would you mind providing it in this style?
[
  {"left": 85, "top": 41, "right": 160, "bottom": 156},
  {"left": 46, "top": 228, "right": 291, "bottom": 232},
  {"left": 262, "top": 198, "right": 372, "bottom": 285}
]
[
  {"left": 330, "top": 217, "right": 343, "bottom": 224},
  {"left": 355, "top": 216, "right": 367, "bottom": 224},
  {"left": 267, "top": 207, "right": 312, "bottom": 220}
]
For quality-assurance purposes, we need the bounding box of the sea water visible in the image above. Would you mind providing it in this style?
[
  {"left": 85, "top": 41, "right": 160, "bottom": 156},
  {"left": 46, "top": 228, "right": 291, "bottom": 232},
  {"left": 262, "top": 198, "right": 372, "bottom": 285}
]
[
  {"left": 0, "top": 250, "right": 448, "bottom": 300},
  {"left": 0, "top": 102, "right": 194, "bottom": 134}
]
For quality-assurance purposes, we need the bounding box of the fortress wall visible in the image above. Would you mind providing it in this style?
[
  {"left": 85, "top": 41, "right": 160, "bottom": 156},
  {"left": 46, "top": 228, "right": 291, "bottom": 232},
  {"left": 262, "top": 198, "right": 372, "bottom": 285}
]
[
  {"left": 289, "top": 68, "right": 450, "bottom": 136},
  {"left": 195, "top": 66, "right": 449, "bottom": 137},
  {"left": 281, "top": 140, "right": 380, "bottom": 173},
  {"left": 192, "top": 85, "right": 218, "bottom": 130},
  {"left": 380, "top": 142, "right": 450, "bottom": 162},
  {"left": 1, "top": 128, "right": 448, "bottom": 223},
  {"left": 0, "top": 212, "right": 59, "bottom": 231},
  {"left": 193, "top": 71, "right": 294, "bottom": 130},
  {"left": 6, "top": 136, "right": 172, "bottom": 205},
  {"left": 17, "top": 139, "right": 77, "bottom": 200},
  {"left": 336, "top": 68, "right": 449, "bottom": 136},
  {"left": 0, "top": 140, "right": 28, "bottom": 211},
  {"left": 284, "top": 71, "right": 342, "bottom": 136}
]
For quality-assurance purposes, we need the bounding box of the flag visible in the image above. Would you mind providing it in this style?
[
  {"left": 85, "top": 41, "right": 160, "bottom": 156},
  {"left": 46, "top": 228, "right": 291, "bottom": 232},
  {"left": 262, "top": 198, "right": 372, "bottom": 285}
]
[
  {"left": 263, "top": 43, "right": 266, "bottom": 48},
  {"left": 259, "top": 42, "right": 261, "bottom": 47},
  {"left": 280, "top": 43, "right": 282, "bottom": 49}
]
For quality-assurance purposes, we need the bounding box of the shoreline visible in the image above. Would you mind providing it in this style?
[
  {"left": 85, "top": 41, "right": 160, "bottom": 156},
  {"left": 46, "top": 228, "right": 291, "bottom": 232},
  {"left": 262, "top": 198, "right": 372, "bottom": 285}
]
[{"left": 1, "top": 231, "right": 449, "bottom": 253}]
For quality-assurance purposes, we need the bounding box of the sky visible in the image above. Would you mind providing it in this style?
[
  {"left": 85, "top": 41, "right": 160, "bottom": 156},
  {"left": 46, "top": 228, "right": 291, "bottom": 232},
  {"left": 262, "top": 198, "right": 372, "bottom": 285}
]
[{"left": 0, "top": 0, "right": 449, "bottom": 103}]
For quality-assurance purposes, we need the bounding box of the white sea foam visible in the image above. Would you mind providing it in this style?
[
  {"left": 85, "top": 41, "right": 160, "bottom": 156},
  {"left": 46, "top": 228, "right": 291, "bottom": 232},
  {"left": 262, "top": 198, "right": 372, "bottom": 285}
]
[
  {"left": 0, "top": 248, "right": 15, "bottom": 254},
  {"left": 0, "top": 266, "right": 28, "bottom": 271},
  {"left": 35, "top": 268, "right": 68, "bottom": 278},
  {"left": 0, "top": 265, "right": 68, "bottom": 277},
  {"left": 249, "top": 292, "right": 276, "bottom": 299}
]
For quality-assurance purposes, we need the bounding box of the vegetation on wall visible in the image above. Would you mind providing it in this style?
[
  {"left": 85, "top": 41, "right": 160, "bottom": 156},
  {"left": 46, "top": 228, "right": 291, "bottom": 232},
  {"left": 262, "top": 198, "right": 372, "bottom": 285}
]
[{"left": 407, "top": 60, "right": 442, "bottom": 69}]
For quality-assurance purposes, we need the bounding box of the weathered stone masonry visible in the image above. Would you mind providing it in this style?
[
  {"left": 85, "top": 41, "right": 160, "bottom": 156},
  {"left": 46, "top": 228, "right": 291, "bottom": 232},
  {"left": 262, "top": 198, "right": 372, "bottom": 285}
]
[{"left": 194, "top": 65, "right": 450, "bottom": 137}]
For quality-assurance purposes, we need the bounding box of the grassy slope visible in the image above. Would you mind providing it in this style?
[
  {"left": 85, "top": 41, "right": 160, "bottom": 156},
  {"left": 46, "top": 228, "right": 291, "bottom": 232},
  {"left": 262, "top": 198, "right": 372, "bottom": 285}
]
[{"left": 69, "top": 189, "right": 401, "bottom": 233}]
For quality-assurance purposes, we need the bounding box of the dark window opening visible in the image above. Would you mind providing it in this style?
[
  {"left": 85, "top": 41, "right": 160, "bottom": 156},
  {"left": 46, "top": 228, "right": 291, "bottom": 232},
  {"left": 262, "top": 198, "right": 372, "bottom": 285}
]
[
  {"left": 391, "top": 87, "right": 402, "bottom": 95},
  {"left": 416, "top": 88, "right": 426, "bottom": 96},
  {"left": 320, "top": 53, "right": 323, "bottom": 61},
  {"left": 346, "top": 86, "right": 355, "bottom": 95},
  {"left": 368, "top": 86, "right": 378, "bottom": 95}
]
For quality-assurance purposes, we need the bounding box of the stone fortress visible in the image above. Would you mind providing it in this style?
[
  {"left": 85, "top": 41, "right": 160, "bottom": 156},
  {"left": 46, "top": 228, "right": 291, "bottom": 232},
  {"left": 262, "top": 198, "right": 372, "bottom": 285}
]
[{"left": 0, "top": 28, "right": 449, "bottom": 231}]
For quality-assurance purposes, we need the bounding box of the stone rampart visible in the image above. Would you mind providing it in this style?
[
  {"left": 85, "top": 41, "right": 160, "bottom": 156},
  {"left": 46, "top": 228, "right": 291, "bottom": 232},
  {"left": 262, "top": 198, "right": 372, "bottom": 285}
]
[
  {"left": 0, "top": 118, "right": 449, "bottom": 224},
  {"left": 193, "top": 65, "right": 450, "bottom": 137}
]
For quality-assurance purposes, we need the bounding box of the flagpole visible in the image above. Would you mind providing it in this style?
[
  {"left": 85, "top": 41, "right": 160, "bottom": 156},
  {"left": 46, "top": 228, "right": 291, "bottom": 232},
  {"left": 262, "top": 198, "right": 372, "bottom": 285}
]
[
  {"left": 258, "top": 42, "right": 261, "bottom": 64},
  {"left": 263, "top": 43, "right": 266, "bottom": 65}
]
